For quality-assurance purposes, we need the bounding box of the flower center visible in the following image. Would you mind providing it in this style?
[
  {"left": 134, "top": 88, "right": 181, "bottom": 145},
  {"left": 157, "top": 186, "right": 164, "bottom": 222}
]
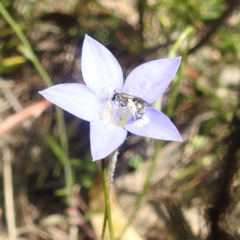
[{"left": 100, "top": 92, "right": 148, "bottom": 126}]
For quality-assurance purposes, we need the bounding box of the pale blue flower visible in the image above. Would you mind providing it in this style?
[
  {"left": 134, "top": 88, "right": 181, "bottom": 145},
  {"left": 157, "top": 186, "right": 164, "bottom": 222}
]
[{"left": 39, "top": 35, "right": 182, "bottom": 161}]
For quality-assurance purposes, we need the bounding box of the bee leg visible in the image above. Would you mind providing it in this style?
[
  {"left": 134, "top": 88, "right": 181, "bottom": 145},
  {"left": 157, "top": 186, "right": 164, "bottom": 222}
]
[{"left": 127, "top": 99, "right": 138, "bottom": 120}]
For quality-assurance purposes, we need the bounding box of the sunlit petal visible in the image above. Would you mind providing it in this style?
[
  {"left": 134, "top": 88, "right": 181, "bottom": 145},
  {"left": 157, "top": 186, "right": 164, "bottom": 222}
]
[
  {"left": 90, "top": 119, "right": 127, "bottom": 161},
  {"left": 124, "top": 107, "right": 182, "bottom": 141},
  {"left": 122, "top": 57, "right": 181, "bottom": 104},
  {"left": 39, "top": 83, "right": 99, "bottom": 121},
  {"left": 82, "top": 35, "right": 123, "bottom": 101}
]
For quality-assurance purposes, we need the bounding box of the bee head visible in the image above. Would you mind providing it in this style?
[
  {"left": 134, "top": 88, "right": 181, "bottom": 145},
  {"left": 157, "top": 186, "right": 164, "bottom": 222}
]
[{"left": 111, "top": 93, "right": 117, "bottom": 101}]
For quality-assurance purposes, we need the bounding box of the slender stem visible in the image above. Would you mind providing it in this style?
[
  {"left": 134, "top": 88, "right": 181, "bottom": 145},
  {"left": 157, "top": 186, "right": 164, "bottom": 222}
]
[
  {"left": 0, "top": 3, "right": 51, "bottom": 87},
  {"left": 166, "top": 66, "right": 183, "bottom": 117},
  {"left": 117, "top": 141, "right": 163, "bottom": 240},
  {"left": 117, "top": 26, "right": 190, "bottom": 240},
  {"left": 3, "top": 147, "right": 17, "bottom": 240},
  {"left": 56, "top": 108, "right": 73, "bottom": 204},
  {"left": 137, "top": 0, "right": 146, "bottom": 46},
  {"left": 168, "top": 26, "right": 194, "bottom": 58},
  {"left": 101, "top": 208, "right": 108, "bottom": 240},
  {"left": 0, "top": 3, "right": 73, "bottom": 204},
  {"left": 101, "top": 159, "right": 115, "bottom": 240}
]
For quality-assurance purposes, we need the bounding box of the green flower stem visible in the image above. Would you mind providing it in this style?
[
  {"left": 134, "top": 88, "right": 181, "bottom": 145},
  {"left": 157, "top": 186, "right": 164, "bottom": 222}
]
[
  {"left": 56, "top": 108, "right": 73, "bottom": 204},
  {"left": 118, "top": 27, "right": 190, "bottom": 240},
  {"left": 0, "top": 3, "right": 73, "bottom": 204},
  {"left": 0, "top": 3, "right": 51, "bottom": 87},
  {"left": 166, "top": 66, "right": 182, "bottom": 117},
  {"left": 168, "top": 26, "right": 194, "bottom": 58},
  {"left": 117, "top": 141, "right": 163, "bottom": 240},
  {"left": 101, "top": 208, "right": 107, "bottom": 240},
  {"left": 118, "top": 67, "right": 183, "bottom": 240},
  {"left": 101, "top": 159, "right": 115, "bottom": 240}
]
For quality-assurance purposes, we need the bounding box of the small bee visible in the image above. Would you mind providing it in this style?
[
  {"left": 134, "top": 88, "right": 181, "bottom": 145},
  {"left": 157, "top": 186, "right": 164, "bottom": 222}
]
[{"left": 111, "top": 92, "right": 149, "bottom": 120}]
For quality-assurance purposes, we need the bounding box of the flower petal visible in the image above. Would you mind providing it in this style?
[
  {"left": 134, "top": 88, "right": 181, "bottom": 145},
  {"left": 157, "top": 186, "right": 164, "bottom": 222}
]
[
  {"left": 39, "top": 83, "right": 99, "bottom": 121},
  {"left": 122, "top": 57, "right": 181, "bottom": 104},
  {"left": 124, "top": 107, "right": 182, "bottom": 141},
  {"left": 90, "top": 119, "right": 127, "bottom": 161},
  {"left": 82, "top": 35, "right": 123, "bottom": 101}
]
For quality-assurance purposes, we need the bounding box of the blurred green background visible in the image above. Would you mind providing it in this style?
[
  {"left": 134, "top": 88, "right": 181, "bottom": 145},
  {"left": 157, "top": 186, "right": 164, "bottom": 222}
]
[{"left": 0, "top": 0, "right": 240, "bottom": 239}]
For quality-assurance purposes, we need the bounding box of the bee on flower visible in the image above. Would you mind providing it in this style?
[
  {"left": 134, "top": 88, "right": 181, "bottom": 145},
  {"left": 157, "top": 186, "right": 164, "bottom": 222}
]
[{"left": 39, "top": 35, "right": 182, "bottom": 161}]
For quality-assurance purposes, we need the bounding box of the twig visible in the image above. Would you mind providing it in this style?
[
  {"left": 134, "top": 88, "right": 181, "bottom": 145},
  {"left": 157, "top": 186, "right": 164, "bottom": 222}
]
[
  {"left": 19, "top": 189, "right": 51, "bottom": 239},
  {"left": 0, "top": 99, "right": 51, "bottom": 134},
  {"left": 189, "top": 0, "right": 240, "bottom": 54},
  {"left": 0, "top": 78, "right": 32, "bottom": 129},
  {"left": 67, "top": 184, "right": 97, "bottom": 240},
  {"left": 3, "top": 146, "right": 17, "bottom": 240},
  {"left": 205, "top": 113, "right": 240, "bottom": 240}
]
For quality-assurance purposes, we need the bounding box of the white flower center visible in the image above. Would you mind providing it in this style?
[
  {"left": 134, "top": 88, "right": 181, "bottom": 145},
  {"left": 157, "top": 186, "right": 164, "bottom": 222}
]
[{"left": 100, "top": 92, "right": 148, "bottom": 126}]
